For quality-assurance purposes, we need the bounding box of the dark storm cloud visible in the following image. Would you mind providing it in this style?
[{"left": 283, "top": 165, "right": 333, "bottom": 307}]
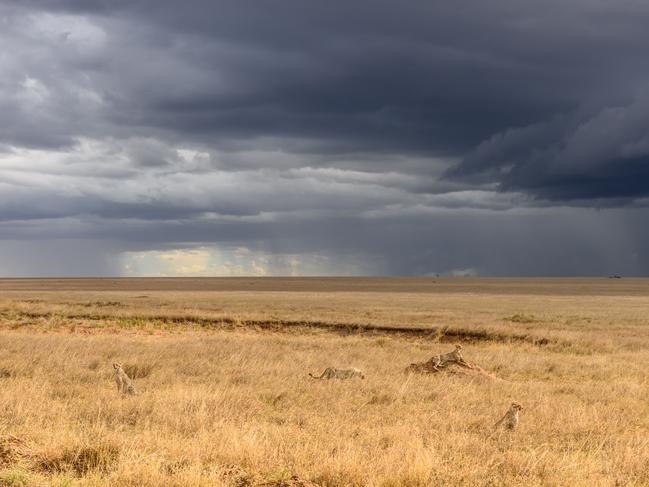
[
  {"left": 3, "top": 1, "right": 649, "bottom": 275},
  {"left": 448, "top": 95, "right": 649, "bottom": 201},
  {"left": 4, "top": 1, "right": 649, "bottom": 187}
]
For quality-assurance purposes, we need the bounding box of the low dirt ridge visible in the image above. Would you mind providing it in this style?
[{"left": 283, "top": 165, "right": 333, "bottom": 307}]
[
  {"left": 0, "top": 308, "right": 558, "bottom": 347},
  {"left": 405, "top": 355, "right": 506, "bottom": 381}
]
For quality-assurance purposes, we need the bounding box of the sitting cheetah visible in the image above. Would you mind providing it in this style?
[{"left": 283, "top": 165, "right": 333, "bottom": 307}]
[
  {"left": 494, "top": 402, "right": 523, "bottom": 431},
  {"left": 113, "top": 363, "right": 138, "bottom": 395}
]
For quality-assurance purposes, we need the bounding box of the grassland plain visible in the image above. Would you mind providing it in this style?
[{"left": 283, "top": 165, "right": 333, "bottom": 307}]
[{"left": 1, "top": 278, "right": 649, "bottom": 486}]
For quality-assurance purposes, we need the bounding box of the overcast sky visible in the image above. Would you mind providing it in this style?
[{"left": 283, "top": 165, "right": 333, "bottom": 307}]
[{"left": 1, "top": 1, "right": 649, "bottom": 277}]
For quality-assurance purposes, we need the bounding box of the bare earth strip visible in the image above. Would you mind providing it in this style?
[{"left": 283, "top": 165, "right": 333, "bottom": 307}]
[{"left": 0, "top": 278, "right": 648, "bottom": 486}]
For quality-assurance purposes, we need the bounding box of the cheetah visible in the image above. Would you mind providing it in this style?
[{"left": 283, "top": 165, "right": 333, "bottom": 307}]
[
  {"left": 113, "top": 363, "right": 138, "bottom": 395},
  {"left": 494, "top": 402, "right": 523, "bottom": 431},
  {"left": 308, "top": 367, "right": 365, "bottom": 380}
]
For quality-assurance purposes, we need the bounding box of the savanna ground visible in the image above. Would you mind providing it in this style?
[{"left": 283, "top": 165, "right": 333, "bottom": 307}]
[{"left": 1, "top": 278, "right": 649, "bottom": 486}]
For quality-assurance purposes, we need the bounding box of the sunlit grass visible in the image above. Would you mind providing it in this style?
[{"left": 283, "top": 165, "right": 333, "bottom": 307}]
[{"left": 0, "top": 282, "right": 648, "bottom": 485}]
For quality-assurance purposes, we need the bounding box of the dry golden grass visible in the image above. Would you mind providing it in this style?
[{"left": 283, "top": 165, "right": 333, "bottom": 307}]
[{"left": 1, "top": 278, "right": 649, "bottom": 486}]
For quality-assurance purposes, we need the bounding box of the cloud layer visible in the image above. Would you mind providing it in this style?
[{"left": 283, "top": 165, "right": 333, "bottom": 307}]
[{"left": 2, "top": 1, "right": 649, "bottom": 276}]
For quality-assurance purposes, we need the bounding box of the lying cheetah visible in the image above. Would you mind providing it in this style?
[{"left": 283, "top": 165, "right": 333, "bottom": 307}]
[
  {"left": 409, "top": 344, "right": 471, "bottom": 372},
  {"left": 410, "top": 353, "right": 445, "bottom": 372},
  {"left": 309, "top": 367, "right": 365, "bottom": 380},
  {"left": 438, "top": 344, "right": 472, "bottom": 367},
  {"left": 113, "top": 363, "right": 138, "bottom": 395},
  {"left": 494, "top": 402, "right": 523, "bottom": 431}
]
